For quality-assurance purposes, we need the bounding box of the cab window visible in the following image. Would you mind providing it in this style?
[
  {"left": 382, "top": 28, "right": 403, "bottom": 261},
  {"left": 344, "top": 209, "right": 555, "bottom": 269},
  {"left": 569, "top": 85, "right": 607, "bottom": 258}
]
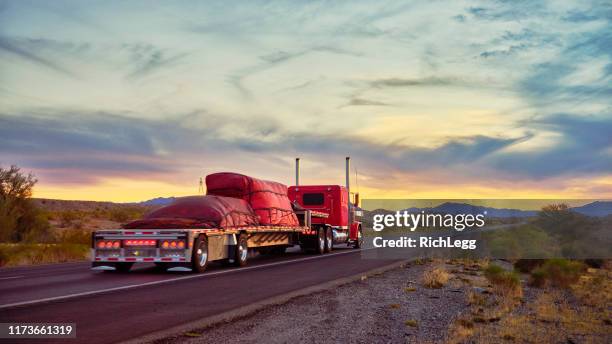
[{"left": 302, "top": 193, "right": 324, "bottom": 206}]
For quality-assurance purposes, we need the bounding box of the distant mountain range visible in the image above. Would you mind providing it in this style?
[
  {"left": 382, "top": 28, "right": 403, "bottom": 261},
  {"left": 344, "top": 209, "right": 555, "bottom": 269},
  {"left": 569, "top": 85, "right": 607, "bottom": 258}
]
[
  {"left": 131, "top": 197, "right": 176, "bottom": 206},
  {"left": 136, "top": 199, "right": 612, "bottom": 217},
  {"left": 570, "top": 201, "right": 612, "bottom": 217},
  {"left": 401, "top": 201, "right": 612, "bottom": 218}
]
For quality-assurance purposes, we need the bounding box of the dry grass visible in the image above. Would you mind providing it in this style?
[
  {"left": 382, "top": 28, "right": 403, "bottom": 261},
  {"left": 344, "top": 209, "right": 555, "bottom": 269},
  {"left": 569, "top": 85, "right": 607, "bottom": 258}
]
[
  {"left": 491, "top": 291, "right": 610, "bottom": 343},
  {"left": 0, "top": 243, "right": 89, "bottom": 267},
  {"left": 449, "top": 259, "right": 611, "bottom": 344},
  {"left": 530, "top": 259, "right": 586, "bottom": 288},
  {"left": 484, "top": 264, "right": 523, "bottom": 299},
  {"left": 422, "top": 266, "right": 450, "bottom": 288},
  {"left": 404, "top": 319, "right": 418, "bottom": 327},
  {"left": 571, "top": 268, "right": 612, "bottom": 307}
]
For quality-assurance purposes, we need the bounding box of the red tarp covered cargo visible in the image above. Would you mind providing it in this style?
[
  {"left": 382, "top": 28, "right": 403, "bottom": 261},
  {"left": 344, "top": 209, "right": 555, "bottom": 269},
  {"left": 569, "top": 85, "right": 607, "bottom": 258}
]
[
  {"left": 123, "top": 195, "right": 259, "bottom": 229},
  {"left": 206, "top": 172, "right": 299, "bottom": 227}
]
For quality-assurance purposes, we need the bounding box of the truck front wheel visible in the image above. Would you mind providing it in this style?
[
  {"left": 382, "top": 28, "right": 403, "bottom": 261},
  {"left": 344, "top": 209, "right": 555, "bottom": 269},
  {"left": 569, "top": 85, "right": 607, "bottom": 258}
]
[
  {"left": 192, "top": 236, "right": 209, "bottom": 273},
  {"left": 235, "top": 233, "right": 249, "bottom": 266}
]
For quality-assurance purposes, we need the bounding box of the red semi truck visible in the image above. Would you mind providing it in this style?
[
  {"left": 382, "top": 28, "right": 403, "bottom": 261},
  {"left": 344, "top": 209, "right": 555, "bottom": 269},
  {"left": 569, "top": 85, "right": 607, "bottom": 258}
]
[{"left": 91, "top": 157, "right": 363, "bottom": 273}]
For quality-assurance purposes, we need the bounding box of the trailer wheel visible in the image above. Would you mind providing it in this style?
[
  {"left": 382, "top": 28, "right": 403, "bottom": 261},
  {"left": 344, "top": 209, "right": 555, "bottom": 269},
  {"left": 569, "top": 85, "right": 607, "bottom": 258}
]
[
  {"left": 316, "top": 227, "right": 325, "bottom": 254},
  {"left": 324, "top": 227, "right": 333, "bottom": 253},
  {"left": 115, "top": 262, "right": 133, "bottom": 273},
  {"left": 191, "top": 236, "right": 209, "bottom": 273},
  {"left": 234, "top": 233, "right": 249, "bottom": 266},
  {"left": 354, "top": 225, "right": 363, "bottom": 249}
]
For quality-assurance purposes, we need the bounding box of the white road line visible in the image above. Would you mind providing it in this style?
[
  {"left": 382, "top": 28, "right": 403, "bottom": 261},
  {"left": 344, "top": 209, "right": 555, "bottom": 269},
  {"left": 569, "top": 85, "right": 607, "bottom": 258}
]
[
  {"left": 0, "top": 248, "right": 374, "bottom": 310},
  {"left": 0, "top": 275, "right": 24, "bottom": 280}
]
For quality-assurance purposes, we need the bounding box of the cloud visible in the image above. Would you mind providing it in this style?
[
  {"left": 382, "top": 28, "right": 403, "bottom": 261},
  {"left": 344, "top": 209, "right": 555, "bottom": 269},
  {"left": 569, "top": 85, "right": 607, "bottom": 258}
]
[
  {"left": 345, "top": 98, "right": 390, "bottom": 107},
  {"left": 369, "top": 77, "right": 464, "bottom": 88},
  {"left": 0, "top": 36, "right": 76, "bottom": 77},
  {"left": 1, "top": 103, "right": 610, "bottom": 187},
  {"left": 229, "top": 46, "right": 361, "bottom": 97},
  {"left": 0, "top": 1, "right": 610, "bottom": 195},
  {"left": 480, "top": 44, "right": 529, "bottom": 58},
  {"left": 489, "top": 114, "right": 612, "bottom": 178},
  {"left": 124, "top": 44, "right": 190, "bottom": 80}
]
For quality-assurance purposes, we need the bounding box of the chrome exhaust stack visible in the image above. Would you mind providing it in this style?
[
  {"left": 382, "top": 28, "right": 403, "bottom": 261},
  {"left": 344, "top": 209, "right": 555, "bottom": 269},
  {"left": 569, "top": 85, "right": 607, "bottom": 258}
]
[
  {"left": 345, "top": 156, "right": 350, "bottom": 193},
  {"left": 295, "top": 157, "right": 300, "bottom": 186}
]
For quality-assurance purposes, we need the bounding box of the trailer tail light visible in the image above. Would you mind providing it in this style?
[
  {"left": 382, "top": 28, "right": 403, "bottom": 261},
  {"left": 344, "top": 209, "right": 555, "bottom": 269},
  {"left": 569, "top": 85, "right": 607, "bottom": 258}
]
[
  {"left": 160, "top": 240, "right": 186, "bottom": 250},
  {"left": 97, "top": 240, "right": 121, "bottom": 249},
  {"left": 124, "top": 239, "right": 157, "bottom": 247}
]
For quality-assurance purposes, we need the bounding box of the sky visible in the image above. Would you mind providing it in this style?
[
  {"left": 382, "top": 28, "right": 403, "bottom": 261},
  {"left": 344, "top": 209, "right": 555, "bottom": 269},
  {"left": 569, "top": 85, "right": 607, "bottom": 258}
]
[{"left": 0, "top": 0, "right": 611, "bottom": 202}]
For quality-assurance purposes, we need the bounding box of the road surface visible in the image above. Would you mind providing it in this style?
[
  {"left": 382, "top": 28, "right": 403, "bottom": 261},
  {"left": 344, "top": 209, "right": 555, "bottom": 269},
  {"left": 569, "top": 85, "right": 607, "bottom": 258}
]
[{"left": 0, "top": 247, "right": 397, "bottom": 343}]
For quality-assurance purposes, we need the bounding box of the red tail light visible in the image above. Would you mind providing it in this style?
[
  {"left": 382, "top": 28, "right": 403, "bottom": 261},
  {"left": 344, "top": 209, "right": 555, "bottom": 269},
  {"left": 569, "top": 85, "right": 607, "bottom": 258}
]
[
  {"left": 160, "top": 240, "right": 186, "bottom": 250},
  {"left": 97, "top": 240, "right": 120, "bottom": 249},
  {"left": 124, "top": 239, "right": 156, "bottom": 247}
]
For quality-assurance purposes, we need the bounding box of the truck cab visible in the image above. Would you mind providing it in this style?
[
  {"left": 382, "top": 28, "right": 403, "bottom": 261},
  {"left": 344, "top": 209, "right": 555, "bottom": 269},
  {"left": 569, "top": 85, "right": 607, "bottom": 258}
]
[{"left": 289, "top": 184, "right": 362, "bottom": 247}]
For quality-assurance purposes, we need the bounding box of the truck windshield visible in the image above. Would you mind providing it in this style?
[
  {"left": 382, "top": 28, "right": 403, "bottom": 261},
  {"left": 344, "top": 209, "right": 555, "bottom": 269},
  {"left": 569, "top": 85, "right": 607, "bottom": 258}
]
[{"left": 302, "top": 193, "right": 324, "bottom": 205}]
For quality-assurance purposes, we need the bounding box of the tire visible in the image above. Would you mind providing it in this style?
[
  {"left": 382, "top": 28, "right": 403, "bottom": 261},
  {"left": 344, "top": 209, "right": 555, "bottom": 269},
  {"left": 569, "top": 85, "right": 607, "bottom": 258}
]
[
  {"left": 115, "top": 262, "right": 133, "bottom": 273},
  {"left": 191, "top": 236, "right": 209, "bottom": 273},
  {"left": 316, "top": 227, "right": 325, "bottom": 254},
  {"left": 235, "top": 233, "right": 249, "bottom": 266},
  {"left": 324, "top": 227, "right": 333, "bottom": 253},
  {"left": 354, "top": 226, "right": 363, "bottom": 249}
]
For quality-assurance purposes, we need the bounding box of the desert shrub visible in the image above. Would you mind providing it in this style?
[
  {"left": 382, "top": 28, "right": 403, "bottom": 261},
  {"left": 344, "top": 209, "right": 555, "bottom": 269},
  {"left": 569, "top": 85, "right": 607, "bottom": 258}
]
[
  {"left": 422, "top": 267, "right": 450, "bottom": 288},
  {"left": 513, "top": 259, "right": 546, "bottom": 273},
  {"left": 57, "top": 229, "right": 91, "bottom": 245},
  {"left": 583, "top": 259, "right": 605, "bottom": 268},
  {"left": 0, "top": 165, "right": 53, "bottom": 242},
  {"left": 483, "top": 224, "right": 559, "bottom": 260},
  {"left": 109, "top": 208, "right": 131, "bottom": 222},
  {"left": 484, "top": 264, "right": 521, "bottom": 297},
  {"left": 109, "top": 207, "right": 147, "bottom": 223},
  {"left": 529, "top": 259, "right": 585, "bottom": 288},
  {"left": 58, "top": 210, "right": 86, "bottom": 228},
  {"left": 404, "top": 319, "right": 418, "bottom": 327}
]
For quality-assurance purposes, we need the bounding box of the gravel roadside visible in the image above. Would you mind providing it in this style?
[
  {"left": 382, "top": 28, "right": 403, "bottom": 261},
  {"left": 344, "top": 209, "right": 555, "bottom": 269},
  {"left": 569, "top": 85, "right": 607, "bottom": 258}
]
[{"left": 163, "top": 261, "right": 471, "bottom": 344}]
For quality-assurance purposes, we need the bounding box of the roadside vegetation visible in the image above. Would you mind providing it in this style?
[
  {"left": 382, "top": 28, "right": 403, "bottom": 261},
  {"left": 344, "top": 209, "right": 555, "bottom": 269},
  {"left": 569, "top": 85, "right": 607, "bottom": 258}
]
[
  {"left": 0, "top": 164, "right": 150, "bottom": 267},
  {"left": 448, "top": 258, "right": 610, "bottom": 343},
  {"left": 422, "top": 266, "right": 450, "bottom": 288}
]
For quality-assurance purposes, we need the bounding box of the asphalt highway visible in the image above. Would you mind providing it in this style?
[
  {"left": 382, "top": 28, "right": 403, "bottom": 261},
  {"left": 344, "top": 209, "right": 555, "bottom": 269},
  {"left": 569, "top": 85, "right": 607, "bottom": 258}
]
[{"left": 0, "top": 247, "right": 397, "bottom": 343}]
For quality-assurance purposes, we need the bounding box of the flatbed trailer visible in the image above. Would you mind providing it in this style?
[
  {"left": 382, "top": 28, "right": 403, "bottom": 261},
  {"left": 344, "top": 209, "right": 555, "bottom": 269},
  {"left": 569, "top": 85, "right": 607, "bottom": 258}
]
[{"left": 92, "top": 209, "right": 340, "bottom": 272}]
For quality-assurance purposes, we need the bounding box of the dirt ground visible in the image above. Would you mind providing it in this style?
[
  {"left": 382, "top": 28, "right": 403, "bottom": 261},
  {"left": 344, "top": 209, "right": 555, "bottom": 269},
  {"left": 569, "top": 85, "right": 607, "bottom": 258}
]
[
  {"left": 166, "top": 261, "right": 472, "bottom": 344},
  {"left": 161, "top": 259, "right": 611, "bottom": 344}
]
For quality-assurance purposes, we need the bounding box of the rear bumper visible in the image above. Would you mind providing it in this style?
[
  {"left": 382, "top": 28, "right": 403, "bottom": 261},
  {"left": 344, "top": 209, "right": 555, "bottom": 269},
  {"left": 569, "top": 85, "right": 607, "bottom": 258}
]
[
  {"left": 92, "top": 256, "right": 189, "bottom": 263},
  {"left": 91, "top": 229, "right": 193, "bottom": 264}
]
